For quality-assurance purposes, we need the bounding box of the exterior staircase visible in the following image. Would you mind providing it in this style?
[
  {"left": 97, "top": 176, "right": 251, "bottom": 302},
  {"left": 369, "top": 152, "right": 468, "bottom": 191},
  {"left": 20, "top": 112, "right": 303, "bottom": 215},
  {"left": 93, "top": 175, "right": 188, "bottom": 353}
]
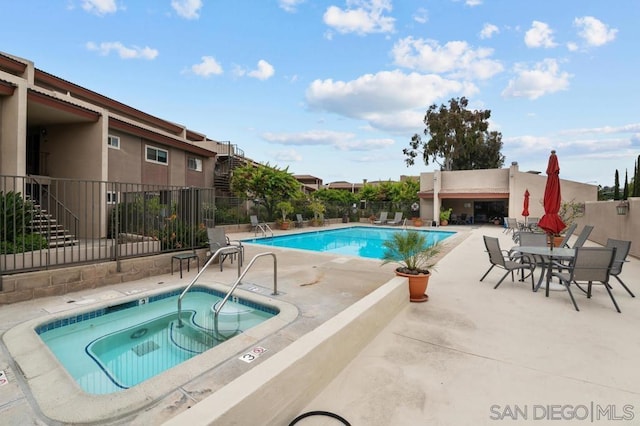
[{"left": 27, "top": 200, "right": 78, "bottom": 248}]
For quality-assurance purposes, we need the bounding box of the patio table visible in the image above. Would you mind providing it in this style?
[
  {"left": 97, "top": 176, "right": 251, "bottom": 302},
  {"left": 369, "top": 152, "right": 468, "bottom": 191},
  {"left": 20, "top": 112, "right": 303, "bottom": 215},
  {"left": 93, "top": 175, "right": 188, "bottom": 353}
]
[{"left": 512, "top": 246, "right": 575, "bottom": 297}]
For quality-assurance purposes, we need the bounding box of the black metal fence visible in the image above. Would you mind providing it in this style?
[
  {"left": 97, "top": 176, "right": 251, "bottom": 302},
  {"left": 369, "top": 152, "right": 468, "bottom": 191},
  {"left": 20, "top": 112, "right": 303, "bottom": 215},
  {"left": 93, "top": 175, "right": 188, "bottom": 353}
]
[
  {"left": 1, "top": 174, "right": 416, "bottom": 275},
  {"left": 1, "top": 175, "right": 215, "bottom": 275}
]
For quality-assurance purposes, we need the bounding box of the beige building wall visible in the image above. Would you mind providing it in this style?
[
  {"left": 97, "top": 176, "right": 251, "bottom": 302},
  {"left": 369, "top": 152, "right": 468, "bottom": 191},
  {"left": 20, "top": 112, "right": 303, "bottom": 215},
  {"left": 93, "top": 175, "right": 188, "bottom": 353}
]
[
  {"left": 581, "top": 197, "right": 639, "bottom": 258},
  {"left": 0, "top": 80, "right": 26, "bottom": 177},
  {"left": 418, "top": 163, "right": 597, "bottom": 225},
  {"left": 108, "top": 130, "right": 142, "bottom": 183}
]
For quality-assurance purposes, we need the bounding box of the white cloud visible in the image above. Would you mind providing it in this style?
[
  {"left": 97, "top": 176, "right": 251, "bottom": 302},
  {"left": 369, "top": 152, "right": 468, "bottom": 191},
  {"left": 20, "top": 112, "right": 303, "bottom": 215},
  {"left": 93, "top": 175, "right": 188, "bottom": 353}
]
[
  {"left": 190, "top": 56, "right": 223, "bottom": 77},
  {"left": 305, "top": 69, "right": 472, "bottom": 133},
  {"left": 171, "top": 0, "right": 202, "bottom": 20},
  {"left": 81, "top": 0, "right": 117, "bottom": 15},
  {"left": 323, "top": 0, "right": 395, "bottom": 35},
  {"left": 566, "top": 42, "right": 579, "bottom": 52},
  {"left": 574, "top": 16, "right": 617, "bottom": 47},
  {"left": 560, "top": 123, "right": 640, "bottom": 136},
  {"left": 279, "top": 0, "right": 305, "bottom": 13},
  {"left": 85, "top": 41, "right": 158, "bottom": 60},
  {"left": 274, "top": 149, "right": 303, "bottom": 162},
  {"left": 501, "top": 59, "right": 571, "bottom": 100},
  {"left": 479, "top": 23, "right": 499, "bottom": 39},
  {"left": 413, "top": 8, "right": 428, "bottom": 24},
  {"left": 248, "top": 60, "right": 275, "bottom": 80},
  {"left": 263, "top": 130, "right": 394, "bottom": 152},
  {"left": 466, "top": 0, "right": 482, "bottom": 6},
  {"left": 391, "top": 37, "right": 503, "bottom": 80},
  {"left": 524, "top": 21, "right": 557, "bottom": 48}
]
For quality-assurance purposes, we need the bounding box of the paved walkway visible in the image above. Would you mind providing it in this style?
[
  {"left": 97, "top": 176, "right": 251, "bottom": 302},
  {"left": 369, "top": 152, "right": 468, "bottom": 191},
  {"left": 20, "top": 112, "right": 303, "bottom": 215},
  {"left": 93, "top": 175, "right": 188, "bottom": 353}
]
[
  {"left": 1, "top": 224, "right": 638, "bottom": 425},
  {"left": 297, "top": 225, "right": 640, "bottom": 425}
]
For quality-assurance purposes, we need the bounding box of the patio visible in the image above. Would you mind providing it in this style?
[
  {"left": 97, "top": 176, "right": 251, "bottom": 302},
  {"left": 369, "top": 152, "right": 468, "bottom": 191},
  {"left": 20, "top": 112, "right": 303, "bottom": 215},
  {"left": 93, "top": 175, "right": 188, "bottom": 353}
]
[{"left": 0, "top": 224, "right": 638, "bottom": 424}]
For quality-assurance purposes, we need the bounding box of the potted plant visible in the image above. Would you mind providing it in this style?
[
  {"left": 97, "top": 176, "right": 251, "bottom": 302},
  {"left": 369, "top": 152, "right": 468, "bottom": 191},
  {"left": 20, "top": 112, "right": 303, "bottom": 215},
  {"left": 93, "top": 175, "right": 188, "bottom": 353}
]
[
  {"left": 381, "top": 230, "right": 441, "bottom": 302},
  {"left": 439, "top": 207, "right": 452, "bottom": 226},
  {"left": 309, "top": 199, "right": 325, "bottom": 226},
  {"left": 276, "top": 201, "right": 294, "bottom": 230},
  {"left": 410, "top": 202, "right": 423, "bottom": 226}
]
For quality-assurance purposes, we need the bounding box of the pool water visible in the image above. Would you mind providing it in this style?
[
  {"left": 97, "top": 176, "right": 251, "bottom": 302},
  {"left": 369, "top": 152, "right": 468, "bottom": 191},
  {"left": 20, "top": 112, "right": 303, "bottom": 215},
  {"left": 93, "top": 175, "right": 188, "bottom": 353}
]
[
  {"left": 37, "top": 287, "right": 276, "bottom": 394},
  {"left": 244, "top": 226, "right": 454, "bottom": 259}
]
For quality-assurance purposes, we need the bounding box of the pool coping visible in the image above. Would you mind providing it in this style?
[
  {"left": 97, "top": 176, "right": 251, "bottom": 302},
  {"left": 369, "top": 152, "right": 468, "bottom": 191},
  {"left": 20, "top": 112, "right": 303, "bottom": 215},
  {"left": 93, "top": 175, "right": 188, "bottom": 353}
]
[{"left": 2, "top": 282, "right": 299, "bottom": 424}]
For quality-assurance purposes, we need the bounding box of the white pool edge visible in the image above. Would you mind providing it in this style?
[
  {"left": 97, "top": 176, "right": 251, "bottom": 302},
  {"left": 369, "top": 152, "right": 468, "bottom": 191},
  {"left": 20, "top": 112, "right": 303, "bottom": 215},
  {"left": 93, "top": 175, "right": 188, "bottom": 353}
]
[
  {"left": 2, "top": 282, "right": 298, "bottom": 424},
  {"left": 162, "top": 276, "right": 408, "bottom": 426}
]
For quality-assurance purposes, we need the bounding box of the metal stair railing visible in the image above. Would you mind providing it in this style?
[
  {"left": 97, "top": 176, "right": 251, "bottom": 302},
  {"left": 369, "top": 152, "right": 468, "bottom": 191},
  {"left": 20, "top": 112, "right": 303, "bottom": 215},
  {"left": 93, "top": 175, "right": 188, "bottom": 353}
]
[
  {"left": 176, "top": 246, "right": 242, "bottom": 327},
  {"left": 213, "top": 252, "right": 277, "bottom": 337}
]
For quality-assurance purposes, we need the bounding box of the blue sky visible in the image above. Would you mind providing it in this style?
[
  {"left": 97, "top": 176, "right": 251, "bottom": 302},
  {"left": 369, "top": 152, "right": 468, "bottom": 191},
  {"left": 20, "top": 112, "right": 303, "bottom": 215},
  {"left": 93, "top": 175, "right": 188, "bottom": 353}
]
[{"left": 3, "top": 0, "right": 639, "bottom": 187}]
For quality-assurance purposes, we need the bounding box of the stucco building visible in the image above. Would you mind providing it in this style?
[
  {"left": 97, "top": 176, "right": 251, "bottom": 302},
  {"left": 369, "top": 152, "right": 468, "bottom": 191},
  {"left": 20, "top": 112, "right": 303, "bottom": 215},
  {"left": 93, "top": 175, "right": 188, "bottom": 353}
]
[{"left": 417, "top": 162, "right": 598, "bottom": 225}]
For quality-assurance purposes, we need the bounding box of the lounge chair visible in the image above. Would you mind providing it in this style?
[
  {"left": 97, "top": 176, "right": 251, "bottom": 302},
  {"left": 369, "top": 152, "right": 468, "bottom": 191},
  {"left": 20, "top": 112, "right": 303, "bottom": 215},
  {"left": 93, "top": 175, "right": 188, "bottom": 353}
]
[
  {"left": 295, "top": 213, "right": 305, "bottom": 228},
  {"left": 250, "top": 215, "right": 271, "bottom": 236},
  {"left": 387, "top": 212, "right": 403, "bottom": 226},
  {"left": 207, "top": 228, "right": 243, "bottom": 271},
  {"left": 480, "top": 236, "right": 535, "bottom": 290},
  {"left": 373, "top": 211, "right": 388, "bottom": 225}
]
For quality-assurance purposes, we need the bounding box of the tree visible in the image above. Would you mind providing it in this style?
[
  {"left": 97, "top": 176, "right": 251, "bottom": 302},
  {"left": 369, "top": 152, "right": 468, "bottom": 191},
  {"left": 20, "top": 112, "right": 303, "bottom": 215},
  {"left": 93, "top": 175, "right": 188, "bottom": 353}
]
[
  {"left": 623, "top": 169, "right": 629, "bottom": 200},
  {"left": 404, "top": 97, "right": 505, "bottom": 171},
  {"left": 614, "top": 169, "right": 620, "bottom": 200},
  {"left": 633, "top": 155, "right": 639, "bottom": 197},
  {"left": 230, "top": 163, "right": 302, "bottom": 220}
]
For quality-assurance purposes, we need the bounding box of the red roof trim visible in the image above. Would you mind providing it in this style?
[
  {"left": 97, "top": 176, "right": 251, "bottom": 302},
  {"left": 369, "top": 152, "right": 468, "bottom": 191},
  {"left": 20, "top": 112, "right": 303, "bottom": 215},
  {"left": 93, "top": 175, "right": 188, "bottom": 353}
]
[
  {"left": 34, "top": 69, "right": 185, "bottom": 135},
  {"left": 110, "top": 118, "right": 216, "bottom": 158},
  {"left": 0, "top": 79, "right": 16, "bottom": 96},
  {"left": 27, "top": 90, "right": 101, "bottom": 121},
  {"left": 0, "top": 54, "right": 27, "bottom": 75}
]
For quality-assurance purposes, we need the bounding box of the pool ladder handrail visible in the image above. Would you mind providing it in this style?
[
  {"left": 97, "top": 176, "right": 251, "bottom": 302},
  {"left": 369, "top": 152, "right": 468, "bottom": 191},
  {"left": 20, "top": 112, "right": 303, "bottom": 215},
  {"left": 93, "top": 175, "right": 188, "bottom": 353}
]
[
  {"left": 213, "top": 252, "right": 278, "bottom": 336},
  {"left": 176, "top": 246, "right": 242, "bottom": 327},
  {"left": 255, "top": 222, "right": 274, "bottom": 238}
]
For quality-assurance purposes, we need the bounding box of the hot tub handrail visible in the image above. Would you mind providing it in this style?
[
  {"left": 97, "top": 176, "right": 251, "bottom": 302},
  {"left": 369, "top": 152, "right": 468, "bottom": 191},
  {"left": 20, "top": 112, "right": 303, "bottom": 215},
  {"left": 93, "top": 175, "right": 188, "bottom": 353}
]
[
  {"left": 214, "top": 252, "right": 278, "bottom": 335},
  {"left": 177, "top": 246, "right": 241, "bottom": 327}
]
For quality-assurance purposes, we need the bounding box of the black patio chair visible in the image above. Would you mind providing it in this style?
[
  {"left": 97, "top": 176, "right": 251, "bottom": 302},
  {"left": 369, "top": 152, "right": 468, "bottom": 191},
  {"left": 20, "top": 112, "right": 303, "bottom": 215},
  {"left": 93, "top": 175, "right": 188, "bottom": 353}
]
[
  {"left": 480, "top": 236, "right": 535, "bottom": 290},
  {"left": 605, "top": 238, "right": 634, "bottom": 297},
  {"left": 550, "top": 246, "right": 618, "bottom": 312}
]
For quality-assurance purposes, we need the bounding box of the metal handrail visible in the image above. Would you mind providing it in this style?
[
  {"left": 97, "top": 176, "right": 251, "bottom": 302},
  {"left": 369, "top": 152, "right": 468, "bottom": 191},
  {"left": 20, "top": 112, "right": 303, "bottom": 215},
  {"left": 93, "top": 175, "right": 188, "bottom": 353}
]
[
  {"left": 214, "top": 252, "right": 278, "bottom": 336},
  {"left": 254, "top": 222, "right": 274, "bottom": 238},
  {"left": 176, "top": 246, "right": 242, "bottom": 327}
]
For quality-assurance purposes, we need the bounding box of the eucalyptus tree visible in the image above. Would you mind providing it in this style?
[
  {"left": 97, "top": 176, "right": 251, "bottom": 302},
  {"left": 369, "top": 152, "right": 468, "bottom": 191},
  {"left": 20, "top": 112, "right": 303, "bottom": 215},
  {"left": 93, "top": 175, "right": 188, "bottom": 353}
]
[{"left": 404, "top": 97, "right": 505, "bottom": 171}]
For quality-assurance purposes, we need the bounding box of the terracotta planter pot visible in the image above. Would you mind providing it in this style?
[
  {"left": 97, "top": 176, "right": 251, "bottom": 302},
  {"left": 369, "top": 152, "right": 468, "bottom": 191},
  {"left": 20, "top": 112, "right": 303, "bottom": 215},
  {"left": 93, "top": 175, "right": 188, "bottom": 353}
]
[
  {"left": 548, "top": 235, "right": 563, "bottom": 247},
  {"left": 412, "top": 218, "right": 424, "bottom": 227},
  {"left": 279, "top": 222, "right": 290, "bottom": 230},
  {"left": 395, "top": 269, "right": 431, "bottom": 303},
  {"left": 440, "top": 220, "right": 448, "bottom": 226}
]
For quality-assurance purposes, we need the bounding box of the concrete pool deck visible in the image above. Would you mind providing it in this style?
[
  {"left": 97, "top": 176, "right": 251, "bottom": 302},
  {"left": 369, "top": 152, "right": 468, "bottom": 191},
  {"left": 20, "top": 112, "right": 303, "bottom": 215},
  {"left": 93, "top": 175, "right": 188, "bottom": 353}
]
[{"left": 1, "top": 223, "right": 639, "bottom": 424}]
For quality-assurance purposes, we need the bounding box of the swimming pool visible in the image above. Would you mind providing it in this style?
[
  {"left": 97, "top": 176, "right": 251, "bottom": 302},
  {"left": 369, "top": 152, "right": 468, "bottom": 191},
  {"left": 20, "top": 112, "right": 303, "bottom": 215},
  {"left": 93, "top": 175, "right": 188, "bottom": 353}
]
[
  {"left": 243, "top": 226, "right": 454, "bottom": 259},
  {"left": 37, "top": 286, "right": 276, "bottom": 394}
]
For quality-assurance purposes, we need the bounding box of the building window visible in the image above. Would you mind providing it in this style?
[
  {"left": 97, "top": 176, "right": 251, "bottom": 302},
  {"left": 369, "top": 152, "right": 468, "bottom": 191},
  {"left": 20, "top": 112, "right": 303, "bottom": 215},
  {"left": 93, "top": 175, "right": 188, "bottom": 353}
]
[
  {"left": 146, "top": 145, "right": 168, "bottom": 165},
  {"left": 106, "top": 191, "right": 118, "bottom": 204},
  {"left": 188, "top": 157, "right": 202, "bottom": 172},
  {"left": 107, "top": 135, "right": 120, "bottom": 149}
]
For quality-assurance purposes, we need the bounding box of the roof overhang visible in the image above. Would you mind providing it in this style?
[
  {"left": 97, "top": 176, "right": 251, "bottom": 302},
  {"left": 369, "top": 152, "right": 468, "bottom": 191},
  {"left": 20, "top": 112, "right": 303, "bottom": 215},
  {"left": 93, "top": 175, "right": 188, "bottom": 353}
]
[
  {"left": 0, "top": 79, "right": 16, "bottom": 96},
  {"left": 110, "top": 117, "right": 216, "bottom": 158},
  {"left": 418, "top": 191, "right": 509, "bottom": 199}
]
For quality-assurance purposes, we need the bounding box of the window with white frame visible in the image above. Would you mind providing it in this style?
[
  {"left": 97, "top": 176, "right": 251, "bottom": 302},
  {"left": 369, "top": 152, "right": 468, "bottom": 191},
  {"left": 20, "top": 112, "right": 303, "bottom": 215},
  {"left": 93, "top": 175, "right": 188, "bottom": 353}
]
[
  {"left": 145, "top": 145, "right": 168, "bottom": 165},
  {"left": 106, "top": 191, "right": 118, "bottom": 204},
  {"left": 107, "top": 135, "right": 120, "bottom": 149},
  {"left": 188, "top": 157, "right": 202, "bottom": 172}
]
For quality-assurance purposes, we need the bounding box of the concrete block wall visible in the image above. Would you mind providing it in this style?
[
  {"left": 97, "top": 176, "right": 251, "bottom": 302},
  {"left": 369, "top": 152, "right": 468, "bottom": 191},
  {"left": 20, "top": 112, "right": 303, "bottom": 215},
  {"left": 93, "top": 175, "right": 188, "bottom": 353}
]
[{"left": 0, "top": 250, "right": 206, "bottom": 305}]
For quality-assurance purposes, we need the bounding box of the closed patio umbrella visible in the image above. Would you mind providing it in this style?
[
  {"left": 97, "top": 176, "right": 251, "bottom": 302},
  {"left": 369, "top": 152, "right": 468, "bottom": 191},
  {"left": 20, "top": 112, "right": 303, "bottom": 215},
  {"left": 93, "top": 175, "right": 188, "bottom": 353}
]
[
  {"left": 537, "top": 150, "right": 566, "bottom": 247},
  {"left": 522, "top": 189, "right": 530, "bottom": 226}
]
